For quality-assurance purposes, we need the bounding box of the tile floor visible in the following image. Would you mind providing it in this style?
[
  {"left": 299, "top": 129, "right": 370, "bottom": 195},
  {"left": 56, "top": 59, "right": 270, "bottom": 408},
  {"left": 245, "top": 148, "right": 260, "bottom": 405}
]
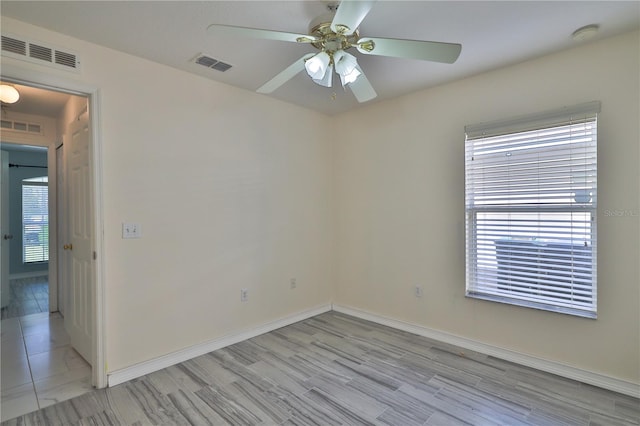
[
  {"left": 0, "top": 312, "right": 92, "bottom": 422},
  {"left": 1, "top": 277, "right": 50, "bottom": 320}
]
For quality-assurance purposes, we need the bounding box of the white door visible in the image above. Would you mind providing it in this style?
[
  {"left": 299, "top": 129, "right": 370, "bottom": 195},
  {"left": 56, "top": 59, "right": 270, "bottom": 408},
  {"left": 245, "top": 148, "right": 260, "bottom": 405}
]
[
  {"left": 1, "top": 150, "right": 10, "bottom": 309},
  {"left": 64, "top": 113, "right": 93, "bottom": 364}
]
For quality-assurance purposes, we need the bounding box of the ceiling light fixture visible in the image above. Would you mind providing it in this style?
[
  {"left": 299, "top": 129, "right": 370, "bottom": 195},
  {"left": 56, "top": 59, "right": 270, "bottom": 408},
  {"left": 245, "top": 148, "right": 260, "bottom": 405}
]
[
  {"left": 334, "top": 49, "right": 361, "bottom": 86},
  {"left": 0, "top": 84, "right": 20, "bottom": 104},
  {"left": 572, "top": 24, "right": 599, "bottom": 42},
  {"left": 314, "top": 64, "right": 334, "bottom": 87},
  {"left": 305, "top": 51, "right": 331, "bottom": 80},
  {"left": 340, "top": 67, "right": 361, "bottom": 86},
  {"left": 304, "top": 49, "right": 362, "bottom": 89}
]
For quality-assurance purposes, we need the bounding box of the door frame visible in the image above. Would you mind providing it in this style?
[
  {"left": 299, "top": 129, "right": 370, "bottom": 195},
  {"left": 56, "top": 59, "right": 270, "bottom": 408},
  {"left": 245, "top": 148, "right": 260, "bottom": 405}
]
[
  {"left": 1, "top": 66, "right": 106, "bottom": 389},
  {"left": 55, "top": 144, "right": 66, "bottom": 317},
  {"left": 1, "top": 150, "right": 9, "bottom": 309}
]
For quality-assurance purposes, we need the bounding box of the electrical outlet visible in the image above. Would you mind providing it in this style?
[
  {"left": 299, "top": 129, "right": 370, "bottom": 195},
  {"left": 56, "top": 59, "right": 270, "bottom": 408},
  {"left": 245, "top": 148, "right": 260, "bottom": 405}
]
[
  {"left": 290, "top": 278, "right": 297, "bottom": 289},
  {"left": 240, "top": 288, "right": 249, "bottom": 302},
  {"left": 122, "top": 223, "right": 141, "bottom": 239},
  {"left": 414, "top": 285, "right": 423, "bottom": 298}
]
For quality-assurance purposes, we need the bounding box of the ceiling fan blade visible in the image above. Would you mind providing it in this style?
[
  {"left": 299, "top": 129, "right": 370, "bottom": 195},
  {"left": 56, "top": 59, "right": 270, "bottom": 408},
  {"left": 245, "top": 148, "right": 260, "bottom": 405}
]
[
  {"left": 348, "top": 65, "right": 377, "bottom": 103},
  {"left": 257, "top": 53, "right": 315, "bottom": 94},
  {"left": 357, "top": 37, "right": 462, "bottom": 64},
  {"left": 331, "top": 0, "right": 376, "bottom": 35},
  {"left": 207, "top": 24, "right": 318, "bottom": 44}
]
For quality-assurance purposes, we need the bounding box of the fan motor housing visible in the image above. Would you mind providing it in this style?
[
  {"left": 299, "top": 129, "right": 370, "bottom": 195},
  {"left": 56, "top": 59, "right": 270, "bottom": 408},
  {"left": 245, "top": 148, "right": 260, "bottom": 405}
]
[{"left": 308, "top": 19, "right": 359, "bottom": 52}]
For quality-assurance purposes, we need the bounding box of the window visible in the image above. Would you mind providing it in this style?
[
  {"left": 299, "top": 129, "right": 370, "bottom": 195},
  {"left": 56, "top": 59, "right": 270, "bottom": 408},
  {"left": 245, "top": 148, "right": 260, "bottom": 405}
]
[
  {"left": 465, "top": 102, "right": 599, "bottom": 318},
  {"left": 22, "top": 176, "right": 49, "bottom": 263}
]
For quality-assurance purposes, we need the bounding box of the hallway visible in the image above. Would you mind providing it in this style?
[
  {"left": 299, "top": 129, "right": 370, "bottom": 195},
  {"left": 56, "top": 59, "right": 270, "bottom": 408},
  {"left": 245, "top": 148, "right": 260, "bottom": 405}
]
[
  {"left": 1, "top": 277, "right": 49, "bottom": 320},
  {"left": 0, "top": 311, "right": 92, "bottom": 421}
]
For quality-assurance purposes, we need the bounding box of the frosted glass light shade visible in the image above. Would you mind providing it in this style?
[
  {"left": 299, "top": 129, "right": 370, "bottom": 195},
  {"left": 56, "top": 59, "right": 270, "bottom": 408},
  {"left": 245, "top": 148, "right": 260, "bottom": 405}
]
[
  {"left": 334, "top": 50, "right": 361, "bottom": 86},
  {"left": 0, "top": 85, "right": 19, "bottom": 104},
  {"left": 340, "top": 67, "right": 361, "bottom": 86},
  {"left": 313, "top": 64, "right": 333, "bottom": 87},
  {"left": 334, "top": 50, "right": 358, "bottom": 75},
  {"left": 304, "top": 52, "right": 331, "bottom": 80}
]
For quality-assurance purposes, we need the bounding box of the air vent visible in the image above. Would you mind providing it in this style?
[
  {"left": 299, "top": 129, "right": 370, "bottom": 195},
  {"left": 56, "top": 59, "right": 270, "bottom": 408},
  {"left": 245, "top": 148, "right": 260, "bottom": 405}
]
[
  {"left": 1, "top": 36, "right": 26, "bottom": 55},
  {"left": 29, "top": 43, "right": 52, "bottom": 62},
  {"left": 1, "top": 34, "right": 80, "bottom": 72},
  {"left": 193, "top": 53, "right": 232, "bottom": 72},
  {"left": 0, "top": 118, "right": 43, "bottom": 135},
  {"left": 55, "top": 50, "right": 77, "bottom": 68}
]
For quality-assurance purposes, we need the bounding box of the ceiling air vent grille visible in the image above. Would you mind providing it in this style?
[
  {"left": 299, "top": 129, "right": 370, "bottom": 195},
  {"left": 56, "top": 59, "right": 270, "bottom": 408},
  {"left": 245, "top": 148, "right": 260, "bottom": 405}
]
[
  {"left": 193, "top": 53, "right": 232, "bottom": 72},
  {"left": 1, "top": 34, "right": 80, "bottom": 72},
  {"left": 1, "top": 35, "right": 26, "bottom": 55}
]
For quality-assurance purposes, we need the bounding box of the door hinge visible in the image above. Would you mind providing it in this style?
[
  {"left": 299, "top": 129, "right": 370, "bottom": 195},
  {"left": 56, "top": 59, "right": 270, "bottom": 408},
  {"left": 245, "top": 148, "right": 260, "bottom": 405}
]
[{"left": 93, "top": 251, "right": 97, "bottom": 260}]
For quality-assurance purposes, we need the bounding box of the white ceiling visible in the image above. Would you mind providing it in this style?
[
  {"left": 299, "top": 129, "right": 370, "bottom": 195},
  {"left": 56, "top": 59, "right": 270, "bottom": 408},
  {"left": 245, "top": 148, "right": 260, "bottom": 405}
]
[
  {"left": 0, "top": 82, "right": 71, "bottom": 117},
  {"left": 1, "top": 1, "right": 639, "bottom": 116}
]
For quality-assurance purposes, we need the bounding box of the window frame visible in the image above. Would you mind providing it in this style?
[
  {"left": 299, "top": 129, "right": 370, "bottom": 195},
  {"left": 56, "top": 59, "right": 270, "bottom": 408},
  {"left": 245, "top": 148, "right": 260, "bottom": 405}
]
[
  {"left": 22, "top": 176, "right": 49, "bottom": 264},
  {"left": 464, "top": 102, "right": 599, "bottom": 318}
]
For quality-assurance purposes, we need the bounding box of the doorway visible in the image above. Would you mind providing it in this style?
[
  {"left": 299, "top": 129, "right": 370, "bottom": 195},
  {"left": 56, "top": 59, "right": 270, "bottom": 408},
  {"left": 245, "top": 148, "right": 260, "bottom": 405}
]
[
  {"left": 0, "top": 139, "right": 92, "bottom": 422},
  {"left": 0, "top": 143, "right": 50, "bottom": 320},
  {"left": 0, "top": 76, "right": 105, "bottom": 419}
]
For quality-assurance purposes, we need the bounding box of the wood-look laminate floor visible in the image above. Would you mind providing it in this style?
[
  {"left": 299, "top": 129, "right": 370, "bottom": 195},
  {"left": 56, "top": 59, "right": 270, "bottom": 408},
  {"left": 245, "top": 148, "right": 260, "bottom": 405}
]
[{"left": 2, "top": 311, "right": 638, "bottom": 425}]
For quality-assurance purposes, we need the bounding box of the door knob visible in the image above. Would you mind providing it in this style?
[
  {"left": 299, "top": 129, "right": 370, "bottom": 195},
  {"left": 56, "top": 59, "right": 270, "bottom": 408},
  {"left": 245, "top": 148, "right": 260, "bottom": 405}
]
[
  {"left": 3, "top": 234, "right": 13, "bottom": 240},
  {"left": 63, "top": 244, "right": 73, "bottom": 250}
]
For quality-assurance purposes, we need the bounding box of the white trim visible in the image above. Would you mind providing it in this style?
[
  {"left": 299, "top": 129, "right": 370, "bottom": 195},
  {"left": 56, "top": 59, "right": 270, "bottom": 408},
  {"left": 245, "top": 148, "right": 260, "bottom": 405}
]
[
  {"left": 88, "top": 88, "right": 106, "bottom": 389},
  {"left": 107, "top": 304, "right": 332, "bottom": 387},
  {"left": 333, "top": 304, "right": 640, "bottom": 398},
  {"left": 8, "top": 271, "right": 49, "bottom": 280},
  {"left": 49, "top": 144, "right": 59, "bottom": 314},
  {"left": 107, "top": 302, "right": 639, "bottom": 397}
]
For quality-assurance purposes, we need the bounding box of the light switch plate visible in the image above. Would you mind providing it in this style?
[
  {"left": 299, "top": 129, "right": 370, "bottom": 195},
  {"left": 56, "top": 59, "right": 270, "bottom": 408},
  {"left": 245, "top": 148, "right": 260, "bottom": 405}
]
[{"left": 122, "top": 223, "right": 141, "bottom": 239}]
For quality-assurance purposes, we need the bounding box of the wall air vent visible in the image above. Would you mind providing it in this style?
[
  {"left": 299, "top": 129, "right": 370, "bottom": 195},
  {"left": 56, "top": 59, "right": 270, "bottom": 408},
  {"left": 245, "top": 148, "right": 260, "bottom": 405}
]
[
  {"left": 1, "top": 34, "right": 80, "bottom": 73},
  {"left": 0, "top": 118, "right": 43, "bottom": 135},
  {"left": 55, "top": 50, "right": 77, "bottom": 68},
  {"left": 29, "top": 43, "right": 52, "bottom": 62},
  {"left": 1, "top": 35, "right": 26, "bottom": 55},
  {"left": 193, "top": 53, "right": 232, "bottom": 72}
]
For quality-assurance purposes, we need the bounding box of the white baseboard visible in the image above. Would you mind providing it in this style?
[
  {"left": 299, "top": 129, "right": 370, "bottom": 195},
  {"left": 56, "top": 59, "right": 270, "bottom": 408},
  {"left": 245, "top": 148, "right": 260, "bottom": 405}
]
[
  {"left": 333, "top": 304, "right": 640, "bottom": 398},
  {"left": 107, "top": 303, "right": 332, "bottom": 387},
  {"left": 107, "top": 301, "right": 639, "bottom": 398},
  {"left": 9, "top": 271, "right": 48, "bottom": 280}
]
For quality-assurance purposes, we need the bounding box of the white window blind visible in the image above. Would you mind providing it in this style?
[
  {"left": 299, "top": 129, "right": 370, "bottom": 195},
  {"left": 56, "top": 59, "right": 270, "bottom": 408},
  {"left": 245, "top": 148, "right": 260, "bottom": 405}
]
[
  {"left": 22, "top": 177, "right": 49, "bottom": 263},
  {"left": 465, "top": 102, "right": 599, "bottom": 318}
]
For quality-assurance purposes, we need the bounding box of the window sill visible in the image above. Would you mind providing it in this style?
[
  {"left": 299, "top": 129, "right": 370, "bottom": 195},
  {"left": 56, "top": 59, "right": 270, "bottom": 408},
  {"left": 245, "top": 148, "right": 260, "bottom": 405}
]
[{"left": 466, "top": 291, "right": 597, "bottom": 319}]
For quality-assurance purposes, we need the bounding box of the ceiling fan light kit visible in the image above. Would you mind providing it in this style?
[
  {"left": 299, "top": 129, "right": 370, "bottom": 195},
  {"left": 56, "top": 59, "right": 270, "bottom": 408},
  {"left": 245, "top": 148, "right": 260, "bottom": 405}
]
[
  {"left": 305, "top": 51, "right": 331, "bottom": 79},
  {"left": 314, "top": 64, "right": 334, "bottom": 88},
  {"left": 339, "top": 67, "right": 361, "bottom": 86},
  {"left": 333, "top": 50, "right": 357, "bottom": 75},
  {"left": 207, "top": 0, "right": 461, "bottom": 103},
  {"left": 333, "top": 49, "right": 361, "bottom": 85},
  {"left": 305, "top": 49, "right": 361, "bottom": 89}
]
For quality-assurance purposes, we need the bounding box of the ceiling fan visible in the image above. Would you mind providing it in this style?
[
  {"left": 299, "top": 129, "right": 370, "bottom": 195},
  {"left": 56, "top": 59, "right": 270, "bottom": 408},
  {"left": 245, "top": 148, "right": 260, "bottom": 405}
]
[{"left": 207, "top": 0, "right": 462, "bottom": 103}]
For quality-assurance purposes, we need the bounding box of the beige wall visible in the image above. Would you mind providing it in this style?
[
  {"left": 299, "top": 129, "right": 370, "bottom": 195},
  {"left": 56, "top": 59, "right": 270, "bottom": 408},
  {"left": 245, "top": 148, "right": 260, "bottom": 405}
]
[
  {"left": 2, "top": 16, "right": 638, "bottom": 386},
  {"left": 334, "top": 30, "right": 640, "bottom": 384},
  {"left": 1, "top": 17, "right": 334, "bottom": 372},
  {"left": 99, "top": 65, "right": 334, "bottom": 370},
  {"left": 0, "top": 111, "right": 57, "bottom": 147}
]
